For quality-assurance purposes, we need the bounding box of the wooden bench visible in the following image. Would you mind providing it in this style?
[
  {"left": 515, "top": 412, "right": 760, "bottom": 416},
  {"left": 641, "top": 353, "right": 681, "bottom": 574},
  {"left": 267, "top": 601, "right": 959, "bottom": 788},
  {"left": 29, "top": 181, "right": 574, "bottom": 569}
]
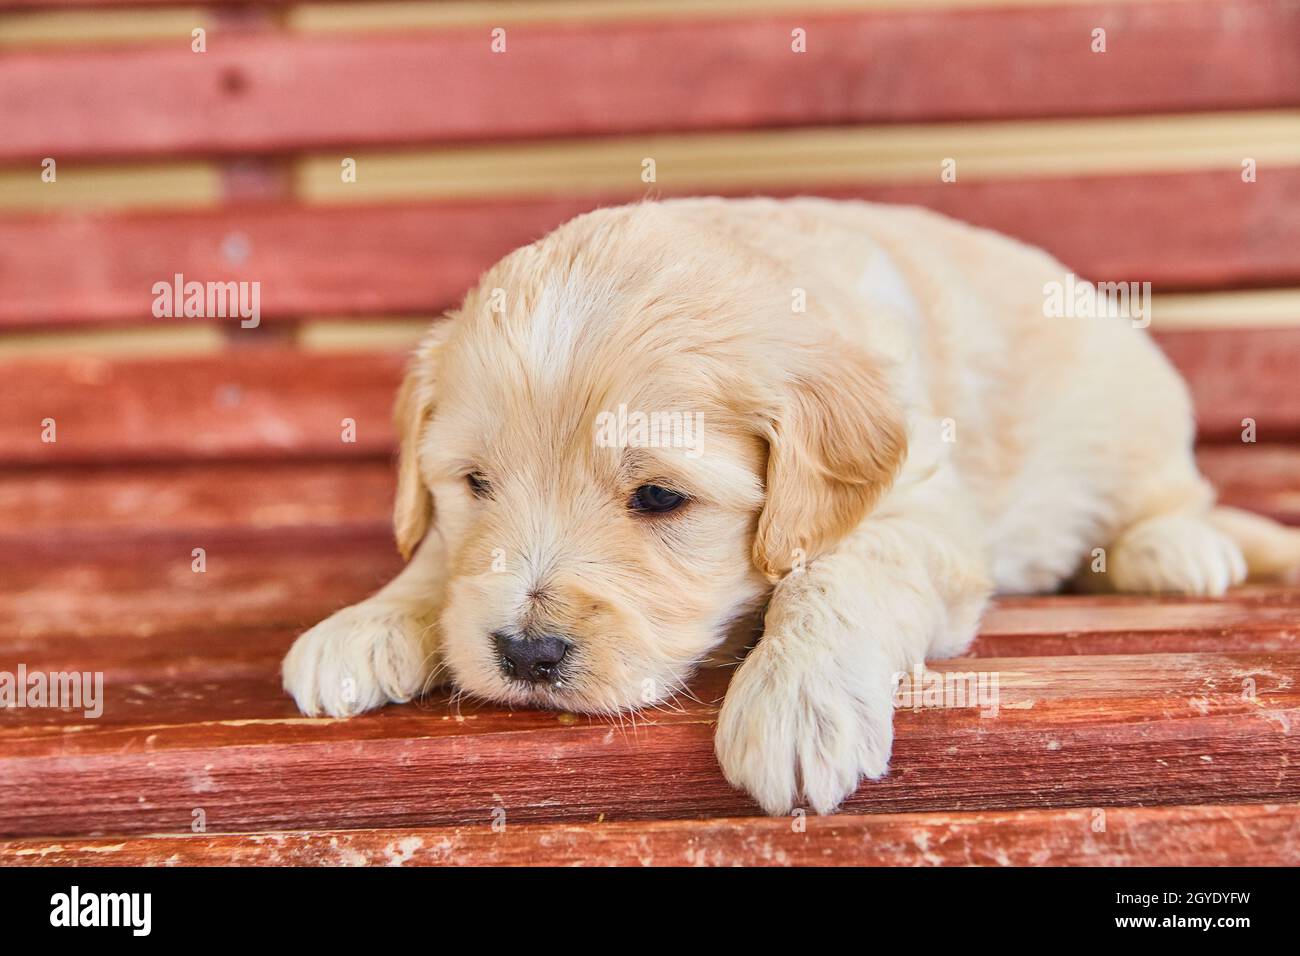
[{"left": 1, "top": 0, "right": 1298, "bottom": 865}]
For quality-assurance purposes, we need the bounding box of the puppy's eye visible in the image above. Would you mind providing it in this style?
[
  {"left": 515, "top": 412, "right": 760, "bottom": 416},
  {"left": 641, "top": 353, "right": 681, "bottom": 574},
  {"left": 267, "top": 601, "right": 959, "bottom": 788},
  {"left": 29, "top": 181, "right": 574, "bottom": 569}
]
[
  {"left": 629, "top": 484, "right": 687, "bottom": 514},
  {"left": 466, "top": 472, "right": 492, "bottom": 499}
]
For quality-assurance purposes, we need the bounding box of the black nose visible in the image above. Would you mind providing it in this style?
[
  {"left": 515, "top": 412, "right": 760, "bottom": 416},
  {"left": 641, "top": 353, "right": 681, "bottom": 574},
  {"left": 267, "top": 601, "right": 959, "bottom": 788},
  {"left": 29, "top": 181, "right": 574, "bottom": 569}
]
[{"left": 493, "top": 631, "right": 570, "bottom": 683}]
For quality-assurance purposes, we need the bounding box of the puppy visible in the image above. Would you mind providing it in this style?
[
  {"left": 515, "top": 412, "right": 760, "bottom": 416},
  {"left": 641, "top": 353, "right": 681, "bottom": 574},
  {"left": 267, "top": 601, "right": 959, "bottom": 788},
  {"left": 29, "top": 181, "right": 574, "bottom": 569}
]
[{"left": 283, "top": 197, "right": 1300, "bottom": 814}]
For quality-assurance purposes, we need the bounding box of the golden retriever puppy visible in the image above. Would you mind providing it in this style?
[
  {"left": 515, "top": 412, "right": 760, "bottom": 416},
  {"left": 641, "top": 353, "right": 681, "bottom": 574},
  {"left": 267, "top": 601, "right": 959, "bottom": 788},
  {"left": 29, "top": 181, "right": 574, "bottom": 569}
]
[{"left": 283, "top": 197, "right": 1300, "bottom": 814}]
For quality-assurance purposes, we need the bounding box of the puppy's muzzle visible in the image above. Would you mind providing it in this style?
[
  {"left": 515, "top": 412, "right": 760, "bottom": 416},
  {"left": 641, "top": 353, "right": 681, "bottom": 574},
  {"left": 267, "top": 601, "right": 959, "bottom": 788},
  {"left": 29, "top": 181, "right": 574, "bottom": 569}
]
[{"left": 492, "top": 630, "right": 571, "bottom": 683}]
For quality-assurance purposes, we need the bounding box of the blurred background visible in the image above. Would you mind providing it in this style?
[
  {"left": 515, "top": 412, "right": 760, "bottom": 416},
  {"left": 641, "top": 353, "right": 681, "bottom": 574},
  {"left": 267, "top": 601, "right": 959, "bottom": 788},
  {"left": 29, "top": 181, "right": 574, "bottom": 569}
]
[
  {"left": 3, "top": 0, "right": 1300, "bottom": 495},
  {"left": 1, "top": 0, "right": 1300, "bottom": 847}
]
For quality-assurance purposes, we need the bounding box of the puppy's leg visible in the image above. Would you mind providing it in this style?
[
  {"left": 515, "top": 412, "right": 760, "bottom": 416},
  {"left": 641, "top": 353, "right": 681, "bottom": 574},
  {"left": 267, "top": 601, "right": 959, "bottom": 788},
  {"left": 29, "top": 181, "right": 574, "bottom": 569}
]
[
  {"left": 715, "top": 479, "right": 991, "bottom": 815},
  {"left": 282, "top": 535, "right": 446, "bottom": 717},
  {"left": 1081, "top": 473, "right": 1247, "bottom": 597},
  {"left": 1100, "top": 509, "right": 1246, "bottom": 597}
]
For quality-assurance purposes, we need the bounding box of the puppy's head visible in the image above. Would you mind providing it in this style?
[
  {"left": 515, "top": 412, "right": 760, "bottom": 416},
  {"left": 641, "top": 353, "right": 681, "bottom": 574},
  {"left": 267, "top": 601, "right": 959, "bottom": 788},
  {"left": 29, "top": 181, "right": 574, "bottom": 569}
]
[{"left": 395, "top": 202, "right": 906, "bottom": 713}]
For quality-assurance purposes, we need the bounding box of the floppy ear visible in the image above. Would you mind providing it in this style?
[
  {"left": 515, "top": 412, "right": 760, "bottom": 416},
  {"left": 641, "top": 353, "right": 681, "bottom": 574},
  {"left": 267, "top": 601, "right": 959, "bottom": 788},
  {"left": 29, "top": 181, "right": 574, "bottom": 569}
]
[
  {"left": 392, "top": 330, "right": 444, "bottom": 560},
  {"left": 752, "top": 344, "right": 908, "bottom": 580}
]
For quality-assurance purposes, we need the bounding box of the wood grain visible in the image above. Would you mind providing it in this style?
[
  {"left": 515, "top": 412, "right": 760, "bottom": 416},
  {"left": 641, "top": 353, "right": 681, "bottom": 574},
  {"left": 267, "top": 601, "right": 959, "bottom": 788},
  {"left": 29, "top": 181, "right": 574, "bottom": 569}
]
[
  {"left": 0, "top": 459, "right": 394, "bottom": 544},
  {"left": 7, "top": 111, "right": 1296, "bottom": 215},
  {"left": 0, "top": 350, "right": 405, "bottom": 465},
  {"left": 0, "top": 534, "right": 400, "bottom": 645},
  {"left": 2, "top": 803, "right": 1295, "bottom": 866},
  {"left": 6, "top": 167, "right": 1299, "bottom": 329},
  {"left": 1199, "top": 444, "right": 1300, "bottom": 523},
  {"left": 1154, "top": 329, "right": 1300, "bottom": 441},
  {"left": 0, "top": 445, "right": 1294, "bottom": 658},
  {"left": 973, "top": 590, "right": 1300, "bottom": 656},
  {"left": 3, "top": 337, "right": 1298, "bottom": 468},
  {"left": 0, "top": 160, "right": 221, "bottom": 213},
  {"left": 0, "top": 645, "right": 1294, "bottom": 836},
  {"left": 4, "top": 504, "right": 1299, "bottom": 649},
  {"left": 3, "top": 2, "right": 1297, "bottom": 161},
  {"left": 0, "top": 198, "right": 580, "bottom": 328},
  {"left": 0, "top": 444, "right": 1290, "bottom": 546},
  {"left": 0, "top": 7, "right": 218, "bottom": 48},
  {"left": 1, "top": 458, "right": 1297, "bottom": 852},
  {"left": 293, "top": 112, "right": 1300, "bottom": 202}
]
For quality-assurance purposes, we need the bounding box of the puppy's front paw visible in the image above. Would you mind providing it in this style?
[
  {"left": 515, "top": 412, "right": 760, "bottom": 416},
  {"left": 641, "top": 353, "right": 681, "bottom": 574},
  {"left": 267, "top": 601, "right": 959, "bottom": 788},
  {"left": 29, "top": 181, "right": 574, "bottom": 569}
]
[
  {"left": 714, "top": 636, "right": 894, "bottom": 816},
  {"left": 282, "top": 602, "right": 436, "bottom": 717}
]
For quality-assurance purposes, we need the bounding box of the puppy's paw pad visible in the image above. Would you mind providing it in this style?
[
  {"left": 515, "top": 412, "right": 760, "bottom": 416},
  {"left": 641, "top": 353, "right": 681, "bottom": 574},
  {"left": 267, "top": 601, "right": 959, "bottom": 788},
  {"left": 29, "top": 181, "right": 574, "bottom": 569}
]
[
  {"left": 282, "top": 603, "right": 434, "bottom": 718},
  {"left": 1109, "top": 514, "right": 1246, "bottom": 597}
]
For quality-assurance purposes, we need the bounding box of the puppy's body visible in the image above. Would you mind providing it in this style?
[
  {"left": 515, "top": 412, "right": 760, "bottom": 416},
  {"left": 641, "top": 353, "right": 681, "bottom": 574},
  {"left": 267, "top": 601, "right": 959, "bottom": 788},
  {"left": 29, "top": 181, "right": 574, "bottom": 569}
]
[
  {"left": 709, "top": 198, "right": 1215, "bottom": 597},
  {"left": 284, "top": 198, "right": 1300, "bottom": 814}
]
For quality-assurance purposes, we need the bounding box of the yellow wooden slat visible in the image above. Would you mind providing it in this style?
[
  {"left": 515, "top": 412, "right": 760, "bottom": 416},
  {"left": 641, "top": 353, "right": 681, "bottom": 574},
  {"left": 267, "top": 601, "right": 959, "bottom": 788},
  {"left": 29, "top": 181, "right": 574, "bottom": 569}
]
[
  {"left": 0, "top": 8, "right": 211, "bottom": 47},
  {"left": 0, "top": 326, "right": 225, "bottom": 358},
  {"left": 290, "top": 0, "right": 1184, "bottom": 33},
  {"left": 1152, "top": 290, "right": 1300, "bottom": 332},
  {"left": 293, "top": 292, "right": 1300, "bottom": 353},
  {"left": 2, "top": 111, "right": 1285, "bottom": 215},
  {"left": 1, "top": 289, "right": 1291, "bottom": 359},
  {"left": 297, "top": 317, "right": 434, "bottom": 352},
  {"left": 0, "top": 0, "right": 1185, "bottom": 46},
  {"left": 295, "top": 111, "right": 1300, "bottom": 203},
  {"left": 0, "top": 162, "right": 221, "bottom": 212}
]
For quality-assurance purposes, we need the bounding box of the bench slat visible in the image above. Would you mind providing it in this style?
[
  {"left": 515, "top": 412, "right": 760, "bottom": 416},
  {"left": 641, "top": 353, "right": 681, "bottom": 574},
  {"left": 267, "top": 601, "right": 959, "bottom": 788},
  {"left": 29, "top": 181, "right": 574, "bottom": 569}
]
[
  {"left": 0, "top": 535, "right": 399, "bottom": 645},
  {"left": 5, "top": 169, "right": 1300, "bottom": 329},
  {"left": 4, "top": 514, "right": 1300, "bottom": 648},
  {"left": 0, "top": 350, "right": 405, "bottom": 464},
  {"left": 0, "top": 444, "right": 1293, "bottom": 546},
  {"left": 3, "top": 1, "right": 1297, "bottom": 161},
  {"left": 1155, "top": 329, "right": 1300, "bottom": 441},
  {"left": 1198, "top": 444, "right": 1300, "bottom": 523},
  {"left": 2, "top": 333, "right": 1298, "bottom": 466},
  {"left": 0, "top": 648, "right": 1294, "bottom": 835},
  {"left": 2, "top": 459, "right": 1296, "bottom": 839},
  {"left": 1, "top": 803, "right": 1294, "bottom": 866},
  {"left": 0, "top": 459, "right": 394, "bottom": 544}
]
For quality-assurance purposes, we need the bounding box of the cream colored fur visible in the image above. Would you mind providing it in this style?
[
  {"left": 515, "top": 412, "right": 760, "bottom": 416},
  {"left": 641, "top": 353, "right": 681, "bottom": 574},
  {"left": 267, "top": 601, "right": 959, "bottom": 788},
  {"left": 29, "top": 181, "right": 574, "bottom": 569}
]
[{"left": 283, "top": 197, "right": 1300, "bottom": 814}]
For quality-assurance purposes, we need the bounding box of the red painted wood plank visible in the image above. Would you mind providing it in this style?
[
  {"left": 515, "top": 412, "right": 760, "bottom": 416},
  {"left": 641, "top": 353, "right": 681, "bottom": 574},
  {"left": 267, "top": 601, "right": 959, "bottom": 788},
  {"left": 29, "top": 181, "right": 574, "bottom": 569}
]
[
  {"left": 0, "top": 459, "right": 393, "bottom": 545},
  {"left": 1154, "top": 329, "right": 1300, "bottom": 441},
  {"left": 839, "top": 170, "right": 1300, "bottom": 295},
  {"left": 0, "top": 197, "right": 582, "bottom": 328},
  {"left": 5, "top": 503, "right": 1300, "bottom": 650},
  {"left": 0, "top": 648, "right": 1294, "bottom": 836},
  {"left": 2, "top": 336, "right": 1296, "bottom": 471},
  {"left": 0, "top": 534, "right": 400, "bottom": 646},
  {"left": 3, "top": 461, "right": 1298, "bottom": 661},
  {"left": 1199, "top": 443, "right": 1300, "bottom": 523},
  {"left": 0, "top": 350, "right": 405, "bottom": 465},
  {"left": 0, "top": 461, "right": 1294, "bottom": 837},
  {"left": 5, "top": 169, "right": 1298, "bottom": 330},
  {"left": 1, "top": 803, "right": 1295, "bottom": 866},
  {"left": 972, "top": 590, "right": 1300, "bottom": 656},
  {"left": 0, "top": 442, "right": 1290, "bottom": 550},
  {"left": 3, "top": 2, "right": 1296, "bottom": 161}
]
